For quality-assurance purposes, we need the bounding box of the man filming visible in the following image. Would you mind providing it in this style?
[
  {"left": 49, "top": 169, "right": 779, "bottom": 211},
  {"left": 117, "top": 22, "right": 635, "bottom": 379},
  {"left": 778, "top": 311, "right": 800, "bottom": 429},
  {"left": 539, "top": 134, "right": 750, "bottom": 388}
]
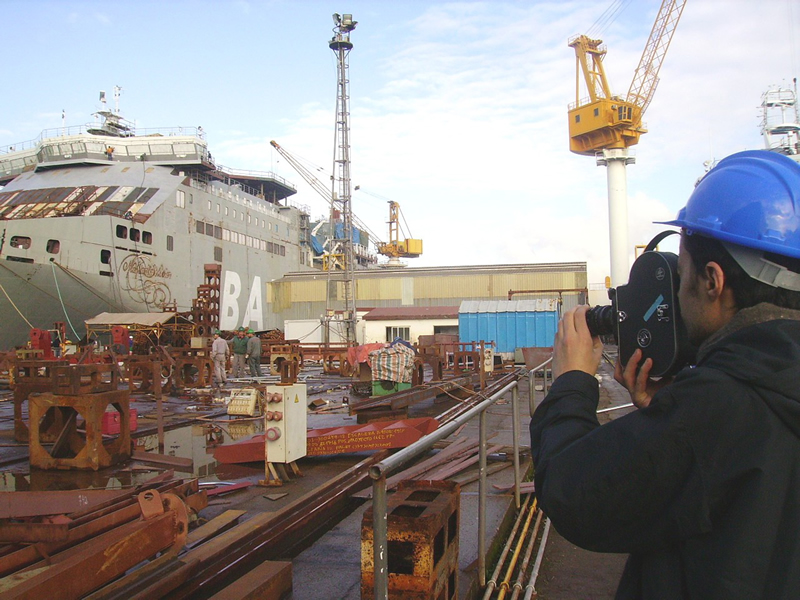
[{"left": 530, "top": 150, "right": 800, "bottom": 599}]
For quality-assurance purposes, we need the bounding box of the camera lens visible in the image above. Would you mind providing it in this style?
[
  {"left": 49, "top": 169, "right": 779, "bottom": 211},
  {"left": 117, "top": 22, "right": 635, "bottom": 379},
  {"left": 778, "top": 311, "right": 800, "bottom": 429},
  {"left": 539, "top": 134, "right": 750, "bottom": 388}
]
[{"left": 585, "top": 305, "right": 615, "bottom": 337}]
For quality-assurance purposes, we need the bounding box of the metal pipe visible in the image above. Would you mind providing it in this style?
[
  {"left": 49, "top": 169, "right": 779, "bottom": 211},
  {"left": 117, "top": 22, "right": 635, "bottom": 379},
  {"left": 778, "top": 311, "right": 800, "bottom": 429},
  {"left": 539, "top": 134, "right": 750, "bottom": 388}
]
[
  {"left": 510, "top": 509, "right": 544, "bottom": 600},
  {"left": 372, "top": 476, "right": 388, "bottom": 599},
  {"left": 478, "top": 408, "right": 487, "bottom": 587},
  {"left": 512, "top": 386, "right": 521, "bottom": 510},
  {"left": 481, "top": 495, "right": 532, "bottom": 600},
  {"left": 522, "top": 517, "right": 551, "bottom": 600},
  {"left": 497, "top": 499, "right": 538, "bottom": 600}
]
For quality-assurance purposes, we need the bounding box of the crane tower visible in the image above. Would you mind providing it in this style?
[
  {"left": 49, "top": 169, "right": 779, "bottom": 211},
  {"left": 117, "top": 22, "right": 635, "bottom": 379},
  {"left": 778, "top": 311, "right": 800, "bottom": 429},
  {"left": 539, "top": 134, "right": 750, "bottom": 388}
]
[
  {"left": 568, "top": 0, "right": 686, "bottom": 286},
  {"left": 329, "top": 13, "right": 358, "bottom": 345}
]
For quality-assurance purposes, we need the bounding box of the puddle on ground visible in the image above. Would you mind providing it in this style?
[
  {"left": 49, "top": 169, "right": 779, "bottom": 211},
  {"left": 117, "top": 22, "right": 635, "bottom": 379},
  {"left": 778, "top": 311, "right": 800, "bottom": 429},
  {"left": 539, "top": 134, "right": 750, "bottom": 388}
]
[{"left": 0, "top": 416, "right": 265, "bottom": 492}]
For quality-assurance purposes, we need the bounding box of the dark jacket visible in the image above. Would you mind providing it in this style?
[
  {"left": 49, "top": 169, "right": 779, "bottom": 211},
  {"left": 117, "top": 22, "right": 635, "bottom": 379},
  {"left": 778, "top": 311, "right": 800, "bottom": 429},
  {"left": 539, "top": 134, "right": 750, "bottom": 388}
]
[
  {"left": 530, "top": 305, "right": 800, "bottom": 599},
  {"left": 230, "top": 336, "right": 248, "bottom": 355}
]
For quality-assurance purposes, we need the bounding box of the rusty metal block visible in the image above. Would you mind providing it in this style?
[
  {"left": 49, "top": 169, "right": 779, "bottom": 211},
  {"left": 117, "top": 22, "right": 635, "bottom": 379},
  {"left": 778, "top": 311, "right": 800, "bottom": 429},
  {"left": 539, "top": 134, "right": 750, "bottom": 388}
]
[
  {"left": 51, "top": 363, "right": 118, "bottom": 395},
  {"left": 13, "top": 360, "right": 70, "bottom": 443},
  {"left": 28, "top": 390, "right": 132, "bottom": 471},
  {"left": 361, "top": 480, "right": 460, "bottom": 600},
  {"left": 123, "top": 356, "right": 166, "bottom": 394},
  {"left": 172, "top": 356, "right": 214, "bottom": 389}
]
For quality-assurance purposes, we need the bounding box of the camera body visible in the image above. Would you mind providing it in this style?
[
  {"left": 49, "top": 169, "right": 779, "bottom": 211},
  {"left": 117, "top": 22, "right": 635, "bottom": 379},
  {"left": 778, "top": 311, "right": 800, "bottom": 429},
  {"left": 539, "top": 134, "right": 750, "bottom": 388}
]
[{"left": 587, "top": 246, "right": 694, "bottom": 378}]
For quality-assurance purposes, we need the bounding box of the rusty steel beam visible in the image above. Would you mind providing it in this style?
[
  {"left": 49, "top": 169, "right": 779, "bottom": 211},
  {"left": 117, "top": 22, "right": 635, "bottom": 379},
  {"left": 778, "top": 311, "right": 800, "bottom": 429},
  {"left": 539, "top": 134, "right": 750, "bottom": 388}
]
[
  {"left": 0, "top": 480, "right": 200, "bottom": 578},
  {"left": 0, "top": 488, "right": 132, "bottom": 519},
  {"left": 2, "top": 492, "right": 188, "bottom": 600},
  {"left": 126, "top": 450, "right": 391, "bottom": 600}
]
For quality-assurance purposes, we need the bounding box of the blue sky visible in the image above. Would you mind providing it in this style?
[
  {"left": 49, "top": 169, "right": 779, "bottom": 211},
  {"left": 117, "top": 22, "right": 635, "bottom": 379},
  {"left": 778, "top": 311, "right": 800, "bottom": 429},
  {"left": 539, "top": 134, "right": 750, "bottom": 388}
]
[{"left": 2, "top": 0, "right": 799, "bottom": 297}]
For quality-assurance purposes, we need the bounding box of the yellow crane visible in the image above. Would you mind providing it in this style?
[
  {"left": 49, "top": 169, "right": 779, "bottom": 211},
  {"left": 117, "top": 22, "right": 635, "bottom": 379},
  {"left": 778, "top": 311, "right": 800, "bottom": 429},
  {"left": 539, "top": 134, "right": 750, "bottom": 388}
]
[
  {"left": 567, "top": 0, "right": 686, "bottom": 286},
  {"left": 568, "top": 0, "right": 687, "bottom": 155},
  {"left": 376, "top": 201, "right": 422, "bottom": 263}
]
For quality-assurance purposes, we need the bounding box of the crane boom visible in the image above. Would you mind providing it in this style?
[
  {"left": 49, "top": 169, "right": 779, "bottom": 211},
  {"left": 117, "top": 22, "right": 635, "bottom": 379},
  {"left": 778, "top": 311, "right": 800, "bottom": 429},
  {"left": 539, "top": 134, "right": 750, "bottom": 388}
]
[
  {"left": 270, "top": 140, "right": 331, "bottom": 205},
  {"left": 626, "top": 0, "right": 687, "bottom": 118}
]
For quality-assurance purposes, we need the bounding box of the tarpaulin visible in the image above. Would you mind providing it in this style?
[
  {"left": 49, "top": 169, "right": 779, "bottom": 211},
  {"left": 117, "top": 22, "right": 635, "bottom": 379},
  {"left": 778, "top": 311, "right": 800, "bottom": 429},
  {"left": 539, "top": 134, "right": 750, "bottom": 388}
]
[
  {"left": 369, "top": 343, "right": 416, "bottom": 383},
  {"left": 347, "top": 343, "right": 387, "bottom": 367}
]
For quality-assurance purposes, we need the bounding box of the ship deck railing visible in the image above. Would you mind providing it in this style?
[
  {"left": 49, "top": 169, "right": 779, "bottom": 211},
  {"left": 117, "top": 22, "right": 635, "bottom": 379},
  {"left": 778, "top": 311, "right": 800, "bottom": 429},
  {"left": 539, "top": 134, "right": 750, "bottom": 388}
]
[{"left": 0, "top": 124, "right": 206, "bottom": 155}]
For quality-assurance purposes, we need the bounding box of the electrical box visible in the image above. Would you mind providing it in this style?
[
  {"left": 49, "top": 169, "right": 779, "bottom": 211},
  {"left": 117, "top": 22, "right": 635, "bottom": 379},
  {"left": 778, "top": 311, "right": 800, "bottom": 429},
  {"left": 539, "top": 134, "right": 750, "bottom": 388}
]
[{"left": 264, "top": 383, "right": 307, "bottom": 464}]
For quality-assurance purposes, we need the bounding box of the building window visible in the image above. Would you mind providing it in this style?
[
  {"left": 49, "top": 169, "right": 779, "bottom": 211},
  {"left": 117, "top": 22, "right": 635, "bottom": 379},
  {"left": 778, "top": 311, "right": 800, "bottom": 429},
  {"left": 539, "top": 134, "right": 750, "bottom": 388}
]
[
  {"left": 166, "top": 235, "right": 174, "bottom": 251},
  {"left": 214, "top": 246, "right": 222, "bottom": 262},
  {"left": 142, "top": 231, "right": 153, "bottom": 245},
  {"left": 10, "top": 236, "right": 31, "bottom": 249},
  {"left": 46, "top": 239, "right": 60, "bottom": 254},
  {"left": 217, "top": 203, "right": 221, "bottom": 213},
  {"left": 196, "top": 221, "right": 205, "bottom": 234},
  {"left": 267, "top": 241, "right": 274, "bottom": 253},
  {"left": 247, "top": 214, "right": 251, "bottom": 224},
  {"left": 386, "top": 326, "right": 410, "bottom": 342},
  {"left": 223, "top": 229, "right": 230, "bottom": 241},
  {"left": 225, "top": 207, "right": 229, "bottom": 216},
  {"left": 280, "top": 245, "right": 285, "bottom": 256},
  {"left": 208, "top": 200, "right": 212, "bottom": 210},
  {"left": 205, "top": 223, "right": 214, "bottom": 236},
  {"left": 176, "top": 190, "right": 185, "bottom": 208},
  {"left": 116, "top": 225, "right": 128, "bottom": 239},
  {"left": 130, "top": 228, "right": 141, "bottom": 242},
  {"left": 233, "top": 209, "right": 236, "bottom": 219},
  {"left": 214, "top": 226, "right": 222, "bottom": 239},
  {"left": 101, "top": 249, "right": 111, "bottom": 264}
]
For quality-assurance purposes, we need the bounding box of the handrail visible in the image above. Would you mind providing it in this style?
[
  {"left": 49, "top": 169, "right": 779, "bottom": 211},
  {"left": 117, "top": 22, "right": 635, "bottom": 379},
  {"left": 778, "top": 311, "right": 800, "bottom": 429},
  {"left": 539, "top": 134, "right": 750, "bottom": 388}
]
[
  {"left": 0, "top": 125, "right": 205, "bottom": 155},
  {"left": 527, "top": 357, "right": 553, "bottom": 417},
  {"left": 369, "top": 376, "right": 522, "bottom": 598}
]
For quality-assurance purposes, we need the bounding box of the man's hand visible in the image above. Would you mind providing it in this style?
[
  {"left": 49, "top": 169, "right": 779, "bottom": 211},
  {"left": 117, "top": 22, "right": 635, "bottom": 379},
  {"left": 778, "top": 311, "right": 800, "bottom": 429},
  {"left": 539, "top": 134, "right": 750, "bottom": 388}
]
[
  {"left": 552, "top": 305, "right": 604, "bottom": 380},
  {"left": 614, "top": 349, "right": 672, "bottom": 408}
]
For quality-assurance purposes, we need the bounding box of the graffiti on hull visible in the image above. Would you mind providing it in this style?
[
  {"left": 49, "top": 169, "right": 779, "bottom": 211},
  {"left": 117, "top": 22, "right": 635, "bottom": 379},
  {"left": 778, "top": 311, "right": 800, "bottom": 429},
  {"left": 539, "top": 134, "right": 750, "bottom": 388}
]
[{"left": 119, "top": 255, "right": 173, "bottom": 309}]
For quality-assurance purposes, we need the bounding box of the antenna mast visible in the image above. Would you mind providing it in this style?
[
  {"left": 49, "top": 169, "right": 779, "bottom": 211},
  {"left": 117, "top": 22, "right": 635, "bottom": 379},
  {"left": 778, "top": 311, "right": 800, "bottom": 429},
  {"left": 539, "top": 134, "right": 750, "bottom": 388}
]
[{"left": 329, "top": 13, "right": 358, "bottom": 345}]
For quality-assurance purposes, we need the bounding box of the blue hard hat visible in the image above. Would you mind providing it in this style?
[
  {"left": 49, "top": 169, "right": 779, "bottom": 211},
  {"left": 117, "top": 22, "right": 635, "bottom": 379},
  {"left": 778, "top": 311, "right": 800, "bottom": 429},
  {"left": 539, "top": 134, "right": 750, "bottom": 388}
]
[{"left": 658, "top": 150, "right": 800, "bottom": 259}]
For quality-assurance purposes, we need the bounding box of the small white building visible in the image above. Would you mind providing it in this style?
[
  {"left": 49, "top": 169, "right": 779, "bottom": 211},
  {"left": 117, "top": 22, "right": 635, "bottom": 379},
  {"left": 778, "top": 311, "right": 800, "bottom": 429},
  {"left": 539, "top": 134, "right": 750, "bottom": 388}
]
[{"left": 361, "top": 306, "right": 459, "bottom": 344}]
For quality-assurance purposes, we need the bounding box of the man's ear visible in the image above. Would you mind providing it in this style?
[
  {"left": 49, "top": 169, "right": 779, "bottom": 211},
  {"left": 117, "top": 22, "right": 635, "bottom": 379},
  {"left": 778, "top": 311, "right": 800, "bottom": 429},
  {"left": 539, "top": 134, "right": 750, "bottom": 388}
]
[{"left": 703, "top": 261, "right": 726, "bottom": 299}]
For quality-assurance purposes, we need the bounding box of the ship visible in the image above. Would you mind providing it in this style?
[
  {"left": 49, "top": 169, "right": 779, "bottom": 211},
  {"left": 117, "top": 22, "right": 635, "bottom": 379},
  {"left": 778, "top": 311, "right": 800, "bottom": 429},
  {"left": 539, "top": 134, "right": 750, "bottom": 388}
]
[{"left": 0, "top": 88, "right": 316, "bottom": 349}]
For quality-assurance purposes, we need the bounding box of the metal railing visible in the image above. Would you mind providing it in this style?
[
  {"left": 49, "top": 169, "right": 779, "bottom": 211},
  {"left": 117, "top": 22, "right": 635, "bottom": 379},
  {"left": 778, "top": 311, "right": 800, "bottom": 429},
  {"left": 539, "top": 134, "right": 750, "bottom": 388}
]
[
  {"left": 368, "top": 377, "right": 523, "bottom": 598},
  {"left": 527, "top": 357, "right": 553, "bottom": 416}
]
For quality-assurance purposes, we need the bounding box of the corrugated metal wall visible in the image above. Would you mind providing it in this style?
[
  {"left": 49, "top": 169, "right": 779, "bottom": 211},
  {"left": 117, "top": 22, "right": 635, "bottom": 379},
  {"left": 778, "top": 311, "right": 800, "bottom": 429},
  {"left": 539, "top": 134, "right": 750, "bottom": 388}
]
[
  {"left": 268, "top": 263, "right": 587, "bottom": 324},
  {"left": 458, "top": 300, "right": 559, "bottom": 352}
]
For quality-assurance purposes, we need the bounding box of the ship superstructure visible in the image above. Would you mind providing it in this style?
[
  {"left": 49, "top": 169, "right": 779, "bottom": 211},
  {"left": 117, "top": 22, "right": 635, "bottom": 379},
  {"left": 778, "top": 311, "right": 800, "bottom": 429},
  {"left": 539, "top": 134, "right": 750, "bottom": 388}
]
[{"left": 0, "top": 94, "right": 314, "bottom": 348}]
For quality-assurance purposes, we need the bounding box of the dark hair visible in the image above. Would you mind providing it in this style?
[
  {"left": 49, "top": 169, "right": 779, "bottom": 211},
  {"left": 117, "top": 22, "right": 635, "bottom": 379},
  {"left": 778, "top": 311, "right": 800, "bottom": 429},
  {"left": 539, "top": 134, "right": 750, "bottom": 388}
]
[{"left": 682, "top": 231, "right": 800, "bottom": 310}]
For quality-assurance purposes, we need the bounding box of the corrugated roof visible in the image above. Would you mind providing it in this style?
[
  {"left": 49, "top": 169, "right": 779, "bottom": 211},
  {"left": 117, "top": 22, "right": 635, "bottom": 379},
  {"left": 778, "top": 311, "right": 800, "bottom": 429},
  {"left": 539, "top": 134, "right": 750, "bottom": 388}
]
[
  {"left": 458, "top": 299, "right": 558, "bottom": 313},
  {"left": 84, "top": 312, "right": 188, "bottom": 326},
  {"left": 362, "top": 306, "right": 460, "bottom": 321}
]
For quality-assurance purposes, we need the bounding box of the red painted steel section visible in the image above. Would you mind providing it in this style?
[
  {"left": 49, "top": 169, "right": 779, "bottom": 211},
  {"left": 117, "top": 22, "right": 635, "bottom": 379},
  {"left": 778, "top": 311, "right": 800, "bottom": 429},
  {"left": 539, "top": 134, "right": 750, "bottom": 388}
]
[{"left": 214, "top": 417, "right": 439, "bottom": 464}]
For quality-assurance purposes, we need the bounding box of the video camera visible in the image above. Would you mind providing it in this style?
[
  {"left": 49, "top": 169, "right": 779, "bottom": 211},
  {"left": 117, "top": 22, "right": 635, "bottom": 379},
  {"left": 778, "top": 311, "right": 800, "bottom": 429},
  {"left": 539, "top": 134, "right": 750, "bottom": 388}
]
[{"left": 585, "top": 231, "right": 696, "bottom": 378}]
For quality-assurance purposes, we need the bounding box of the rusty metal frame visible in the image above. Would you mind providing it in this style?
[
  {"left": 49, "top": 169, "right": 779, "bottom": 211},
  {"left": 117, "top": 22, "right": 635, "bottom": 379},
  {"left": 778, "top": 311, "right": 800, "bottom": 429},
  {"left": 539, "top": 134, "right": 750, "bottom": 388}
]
[{"left": 28, "top": 390, "right": 132, "bottom": 471}]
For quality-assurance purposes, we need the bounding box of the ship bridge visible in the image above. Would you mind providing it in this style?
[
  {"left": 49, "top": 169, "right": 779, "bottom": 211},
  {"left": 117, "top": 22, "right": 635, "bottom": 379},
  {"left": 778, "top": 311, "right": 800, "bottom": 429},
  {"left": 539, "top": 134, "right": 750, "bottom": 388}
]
[{"left": 0, "top": 126, "right": 215, "bottom": 185}]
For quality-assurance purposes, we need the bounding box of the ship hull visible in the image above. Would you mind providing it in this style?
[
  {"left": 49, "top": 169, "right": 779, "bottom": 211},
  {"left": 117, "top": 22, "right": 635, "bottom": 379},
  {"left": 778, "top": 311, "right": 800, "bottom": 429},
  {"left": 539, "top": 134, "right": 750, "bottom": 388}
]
[{"left": 0, "top": 158, "right": 313, "bottom": 349}]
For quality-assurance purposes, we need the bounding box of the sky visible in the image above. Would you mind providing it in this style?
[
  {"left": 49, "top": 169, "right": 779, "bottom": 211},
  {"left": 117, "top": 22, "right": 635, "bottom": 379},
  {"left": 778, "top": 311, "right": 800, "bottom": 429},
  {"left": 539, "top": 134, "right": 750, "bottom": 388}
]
[{"left": 1, "top": 0, "right": 799, "bottom": 299}]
